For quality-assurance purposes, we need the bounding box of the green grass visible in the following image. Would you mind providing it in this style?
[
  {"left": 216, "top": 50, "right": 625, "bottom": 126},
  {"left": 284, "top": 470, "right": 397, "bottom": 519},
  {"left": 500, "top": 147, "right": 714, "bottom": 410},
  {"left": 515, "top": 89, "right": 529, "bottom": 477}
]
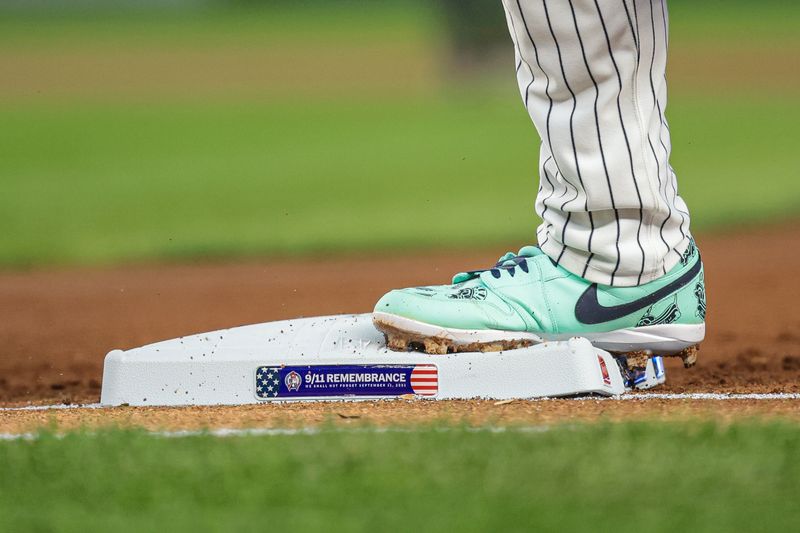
[
  {"left": 669, "top": 0, "right": 800, "bottom": 43},
  {"left": 0, "top": 93, "right": 534, "bottom": 266},
  {"left": 2, "top": 93, "right": 798, "bottom": 267},
  {"left": 1, "top": 422, "right": 799, "bottom": 531},
  {"left": 1, "top": 1, "right": 798, "bottom": 268},
  {"left": 0, "top": 3, "right": 438, "bottom": 49}
]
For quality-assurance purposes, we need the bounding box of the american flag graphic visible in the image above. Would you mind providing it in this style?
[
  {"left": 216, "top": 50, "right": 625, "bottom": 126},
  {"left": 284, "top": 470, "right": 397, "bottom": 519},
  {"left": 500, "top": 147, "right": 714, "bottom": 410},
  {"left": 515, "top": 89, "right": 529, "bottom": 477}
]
[
  {"left": 410, "top": 364, "right": 438, "bottom": 396},
  {"left": 256, "top": 367, "right": 282, "bottom": 398}
]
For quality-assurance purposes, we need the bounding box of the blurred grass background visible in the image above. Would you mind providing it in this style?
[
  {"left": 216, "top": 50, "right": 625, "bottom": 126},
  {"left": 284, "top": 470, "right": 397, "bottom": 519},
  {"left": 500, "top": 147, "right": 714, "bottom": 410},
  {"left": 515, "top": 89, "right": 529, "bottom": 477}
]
[
  {"left": 1, "top": 0, "right": 798, "bottom": 268},
  {"left": 2, "top": 422, "right": 800, "bottom": 532}
]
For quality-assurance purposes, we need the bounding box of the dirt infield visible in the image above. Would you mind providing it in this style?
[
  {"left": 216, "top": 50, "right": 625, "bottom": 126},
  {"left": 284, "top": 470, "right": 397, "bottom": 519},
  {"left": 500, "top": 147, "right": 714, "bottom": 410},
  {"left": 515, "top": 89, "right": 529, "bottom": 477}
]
[
  {"left": 1, "top": 222, "right": 799, "bottom": 429},
  {"left": 2, "top": 397, "right": 800, "bottom": 435}
]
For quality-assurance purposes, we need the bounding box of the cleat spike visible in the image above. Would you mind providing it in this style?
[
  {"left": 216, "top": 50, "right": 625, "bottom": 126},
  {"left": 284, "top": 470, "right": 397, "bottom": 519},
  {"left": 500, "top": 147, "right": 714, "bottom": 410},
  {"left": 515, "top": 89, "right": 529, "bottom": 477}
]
[
  {"left": 481, "top": 343, "right": 505, "bottom": 353},
  {"left": 612, "top": 344, "right": 700, "bottom": 371},
  {"left": 386, "top": 334, "right": 408, "bottom": 351},
  {"left": 678, "top": 344, "right": 699, "bottom": 368},
  {"left": 423, "top": 338, "right": 448, "bottom": 355},
  {"left": 617, "top": 349, "right": 653, "bottom": 370}
]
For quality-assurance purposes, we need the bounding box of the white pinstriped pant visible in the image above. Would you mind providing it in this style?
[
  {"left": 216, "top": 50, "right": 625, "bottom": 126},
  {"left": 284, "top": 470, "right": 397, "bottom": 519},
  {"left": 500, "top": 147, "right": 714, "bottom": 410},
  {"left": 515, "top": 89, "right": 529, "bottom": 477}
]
[{"left": 501, "top": 0, "right": 691, "bottom": 287}]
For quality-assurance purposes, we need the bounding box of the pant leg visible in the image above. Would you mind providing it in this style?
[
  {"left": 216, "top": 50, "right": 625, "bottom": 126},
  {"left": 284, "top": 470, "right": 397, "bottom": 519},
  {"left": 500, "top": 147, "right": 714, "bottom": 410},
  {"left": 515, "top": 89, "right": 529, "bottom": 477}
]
[{"left": 501, "top": 0, "right": 691, "bottom": 287}]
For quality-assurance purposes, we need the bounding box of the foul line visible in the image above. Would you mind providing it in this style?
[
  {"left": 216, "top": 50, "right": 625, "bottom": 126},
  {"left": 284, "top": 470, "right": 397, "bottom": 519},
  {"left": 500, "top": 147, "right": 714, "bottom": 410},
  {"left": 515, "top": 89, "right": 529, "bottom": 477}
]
[
  {"left": 0, "top": 425, "right": 554, "bottom": 442},
  {"left": 0, "top": 403, "right": 104, "bottom": 412},
  {"left": 1, "top": 393, "right": 800, "bottom": 412},
  {"left": 620, "top": 393, "right": 800, "bottom": 401}
]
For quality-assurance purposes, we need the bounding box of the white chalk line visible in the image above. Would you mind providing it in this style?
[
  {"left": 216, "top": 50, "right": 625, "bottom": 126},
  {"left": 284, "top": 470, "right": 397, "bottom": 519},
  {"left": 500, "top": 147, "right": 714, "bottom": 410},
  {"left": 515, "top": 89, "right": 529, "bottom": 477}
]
[
  {"left": 0, "top": 425, "right": 554, "bottom": 442},
  {"left": 1, "top": 393, "right": 800, "bottom": 413},
  {"left": 0, "top": 403, "right": 104, "bottom": 412},
  {"left": 0, "top": 427, "right": 322, "bottom": 441},
  {"left": 617, "top": 393, "right": 800, "bottom": 401}
]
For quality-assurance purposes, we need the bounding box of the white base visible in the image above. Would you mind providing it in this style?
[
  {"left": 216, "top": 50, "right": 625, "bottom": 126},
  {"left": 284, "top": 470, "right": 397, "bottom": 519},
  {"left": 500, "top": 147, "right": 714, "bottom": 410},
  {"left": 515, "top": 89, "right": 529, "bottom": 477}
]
[{"left": 101, "top": 314, "right": 627, "bottom": 406}]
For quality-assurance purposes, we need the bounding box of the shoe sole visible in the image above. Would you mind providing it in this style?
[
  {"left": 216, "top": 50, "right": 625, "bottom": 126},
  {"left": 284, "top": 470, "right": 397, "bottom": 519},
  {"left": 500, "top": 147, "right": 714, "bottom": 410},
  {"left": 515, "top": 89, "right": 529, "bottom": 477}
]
[{"left": 373, "top": 312, "right": 703, "bottom": 369}]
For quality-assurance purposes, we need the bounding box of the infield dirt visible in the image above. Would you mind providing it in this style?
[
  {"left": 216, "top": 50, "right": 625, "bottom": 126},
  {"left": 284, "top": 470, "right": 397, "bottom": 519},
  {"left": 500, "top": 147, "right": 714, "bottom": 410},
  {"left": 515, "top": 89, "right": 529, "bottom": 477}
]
[{"left": 1, "top": 222, "right": 798, "bottom": 430}]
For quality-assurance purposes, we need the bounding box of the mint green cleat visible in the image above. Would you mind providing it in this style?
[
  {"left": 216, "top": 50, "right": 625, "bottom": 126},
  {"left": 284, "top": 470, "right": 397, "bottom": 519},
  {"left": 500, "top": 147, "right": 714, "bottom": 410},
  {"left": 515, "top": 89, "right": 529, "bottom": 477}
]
[{"left": 373, "top": 241, "right": 706, "bottom": 368}]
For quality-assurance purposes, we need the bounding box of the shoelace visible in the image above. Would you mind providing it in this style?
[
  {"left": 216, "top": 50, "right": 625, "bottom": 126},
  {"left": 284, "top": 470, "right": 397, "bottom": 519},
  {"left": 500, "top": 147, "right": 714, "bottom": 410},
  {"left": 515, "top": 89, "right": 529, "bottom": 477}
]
[
  {"left": 453, "top": 246, "right": 542, "bottom": 283},
  {"left": 488, "top": 253, "right": 530, "bottom": 278}
]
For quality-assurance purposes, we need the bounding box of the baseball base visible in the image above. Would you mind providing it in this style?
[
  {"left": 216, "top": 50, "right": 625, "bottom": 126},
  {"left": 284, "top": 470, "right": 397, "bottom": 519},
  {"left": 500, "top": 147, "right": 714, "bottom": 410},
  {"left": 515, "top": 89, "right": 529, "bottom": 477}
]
[{"left": 100, "top": 314, "right": 663, "bottom": 407}]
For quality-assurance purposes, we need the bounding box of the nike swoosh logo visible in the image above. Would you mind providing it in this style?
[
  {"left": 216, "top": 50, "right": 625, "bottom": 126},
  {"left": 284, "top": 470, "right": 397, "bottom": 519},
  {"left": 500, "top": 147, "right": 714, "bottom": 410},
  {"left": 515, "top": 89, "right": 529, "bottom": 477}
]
[{"left": 574, "top": 258, "right": 702, "bottom": 325}]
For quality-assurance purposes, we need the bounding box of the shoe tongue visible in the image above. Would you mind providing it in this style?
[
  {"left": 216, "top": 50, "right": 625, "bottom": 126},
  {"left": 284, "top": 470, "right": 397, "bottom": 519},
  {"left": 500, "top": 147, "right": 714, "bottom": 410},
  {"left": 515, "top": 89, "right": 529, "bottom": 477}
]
[
  {"left": 517, "top": 245, "right": 543, "bottom": 258},
  {"left": 452, "top": 270, "right": 479, "bottom": 284}
]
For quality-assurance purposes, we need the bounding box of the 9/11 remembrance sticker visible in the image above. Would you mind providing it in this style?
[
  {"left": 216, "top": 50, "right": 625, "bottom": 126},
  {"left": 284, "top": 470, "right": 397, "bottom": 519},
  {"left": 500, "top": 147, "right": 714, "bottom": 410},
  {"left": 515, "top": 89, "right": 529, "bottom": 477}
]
[{"left": 255, "top": 364, "right": 438, "bottom": 400}]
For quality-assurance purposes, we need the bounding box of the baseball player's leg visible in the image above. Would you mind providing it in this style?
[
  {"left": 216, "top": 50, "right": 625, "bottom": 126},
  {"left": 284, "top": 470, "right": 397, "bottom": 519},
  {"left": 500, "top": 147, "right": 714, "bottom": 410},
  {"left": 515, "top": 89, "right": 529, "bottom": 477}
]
[
  {"left": 504, "top": 0, "right": 689, "bottom": 287},
  {"left": 372, "top": 0, "right": 705, "bottom": 366}
]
